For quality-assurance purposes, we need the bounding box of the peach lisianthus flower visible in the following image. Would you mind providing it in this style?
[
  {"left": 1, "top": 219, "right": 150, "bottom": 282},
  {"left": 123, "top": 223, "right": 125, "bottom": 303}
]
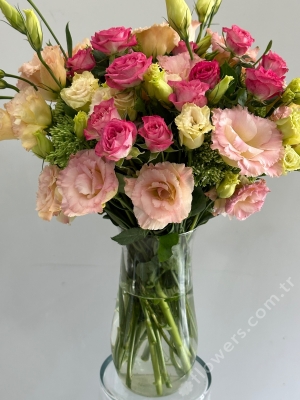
[
  {"left": 0, "top": 109, "right": 16, "bottom": 141},
  {"left": 124, "top": 162, "right": 194, "bottom": 230},
  {"left": 5, "top": 86, "right": 52, "bottom": 150},
  {"left": 157, "top": 52, "right": 202, "bottom": 82},
  {"left": 36, "top": 165, "right": 62, "bottom": 221},
  {"left": 17, "top": 45, "right": 66, "bottom": 101},
  {"left": 211, "top": 106, "right": 284, "bottom": 177},
  {"left": 133, "top": 23, "right": 180, "bottom": 57},
  {"left": 72, "top": 38, "right": 92, "bottom": 56},
  {"left": 57, "top": 149, "right": 118, "bottom": 217}
]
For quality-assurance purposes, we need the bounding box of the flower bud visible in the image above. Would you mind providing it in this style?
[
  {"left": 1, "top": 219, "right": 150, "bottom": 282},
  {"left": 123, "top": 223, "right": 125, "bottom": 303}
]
[
  {"left": 74, "top": 111, "right": 88, "bottom": 139},
  {"left": 31, "top": 131, "right": 53, "bottom": 159},
  {"left": 282, "top": 145, "right": 300, "bottom": 174},
  {"left": 216, "top": 172, "right": 240, "bottom": 199},
  {"left": 0, "top": 0, "right": 26, "bottom": 34},
  {"left": 23, "top": 9, "right": 43, "bottom": 51},
  {"left": 0, "top": 69, "right": 5, "bottom": 79},
  {"left": 0, "top": 79, "right": 7, "bottom": 89},
  {"left": 281, "top": 88, "right": 295, "bottom": 105},
  {"left": 143, "top": 64, "right": 173, "bottom": 105},
  {"left": 196, "top": 35, "right": 211, "bottom": 56},
  {"left": 208, "top": 75, "right": 234, "bottom": 105},
  {"left": 196, "top": 0, "right": 214, "bottom": 24},
  {"left": 165, "top": 0, "right": 191, "bottom": 39},
  {"left": 285, "top": 78, "right": 300, "bottom": 105}
]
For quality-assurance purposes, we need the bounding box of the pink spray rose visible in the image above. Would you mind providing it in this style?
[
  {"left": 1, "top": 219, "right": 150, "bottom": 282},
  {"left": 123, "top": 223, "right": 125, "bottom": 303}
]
[
  {"left": 245, "top": 66, "right": 284, "bottom": 101},
  {"left": 225, "top": 180, "right": 270, "bottom": 221},
  {"left": 105, "top": 52, "right": 152, "bottom": 90},
  {"left": 260, "top": 51, "right": 288, "bottom": 78},
  {"left": 222, "top": 25, "right": 255, "bottom": 56},
  {"left": 211, "top": 106, "right": 284, "bottom": 177},
  {"left": 168, "top": 80, "right": 209, "bottom": 111},
  {"left": 138, "top": 116, "right": 173, "bottom": 152},
  {"left": 91, "top": 26, "right": 137, "bottom": 55},
  {"left": 57, "top": 149, "right": 118, "bottom": 216},
  {"left": 157, "top": 52, "right": 202, "bottom": 82},
  {"left": 124, "top": 162, "right": 194, "bottom": 230},
  {"left": 66, "top": 47, "right": 96, "bottom": 76},
  {"left": 36, "top": 165, "right": 71, "bottom": 223},
  {"left": 188, "top": 60, "right": 220, "bottom": 89},
  {"left": 95, "top": 119, "right": 137, "bottom": 161},
  {"left": 84, "top": 98, "right": 121, "bottom": 141}
]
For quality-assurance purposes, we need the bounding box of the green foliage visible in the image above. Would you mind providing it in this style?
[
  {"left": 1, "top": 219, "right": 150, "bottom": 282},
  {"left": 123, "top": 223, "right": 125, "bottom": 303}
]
[
  {"left": 158, "top": 233, "right": 179, "bottom": 262},
  {"left": 191, "top": 134, "right": 240, "bottom": 188},
  {"left": 111, "top": 228, "right": 149, "bottom": 245}
]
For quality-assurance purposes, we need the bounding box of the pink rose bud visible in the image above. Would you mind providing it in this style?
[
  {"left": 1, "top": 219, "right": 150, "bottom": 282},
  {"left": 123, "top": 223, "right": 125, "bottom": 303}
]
[
  {"left": 95, "top": 119, "right": 137, "bottom": 161},
  {"left": 91, "top": 26, "right": 137, "bottom": 55},
  {"left": 188, "top": 60, "right": 220, "bottom": 89},
  {"left": 245, "top": 66, "right": 285, "bottom": 101},
  {"left": 138, "top": 116, "right": 173, "bottom": 152},
  {"left": 66, "top": 47, "right": 96, "bottom": 76},
  {"left": 222, "top": 25, "right": 255, "bottom": 56},
  {"left": 260, "top": 51, "right": 288, "bottom": 79},
  {"left": 169, "top": 80, "right": 209, "bottom": 111},
  {"left": 84, "top": 98, "right": 121, "bottom": 141},
  {"left": 105, "top": 52, "right": 152, "bottom": 90}
]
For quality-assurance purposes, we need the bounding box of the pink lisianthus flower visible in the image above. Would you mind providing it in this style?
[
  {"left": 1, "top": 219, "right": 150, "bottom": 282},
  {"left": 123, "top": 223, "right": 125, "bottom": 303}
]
[
  {"left": 168, "top": 80, "right": 209, "bottom": 111},
  {"left": 245, "top": 66, "right": 285, "bottom": 101},
  {"left": 66, "top": 47, "right": 96, "bottom": 77},
  {"left": 188, "top": 60, "right": 220, "bottom": 89},
  {"left": 211, "top": 106, "right": 284, "bottom": 177},
  {"left": 138, "top": 116, "right": 173, "bottom": 152},
  {"left": 84, "top": 98, "right": 121, "bottom": 141},
  {"left": 172, "top": 40, "right": 198, "bottom": 55},
  {"left": 91, "top": 26, "right": 137, "bottom": 55},
  {"left": 36, "top": 165, "right": 71, "bottom": 223},
  {"left": 222, "top": 25, "right": 255, "bottom": 56},
  {"left": 95, "top": 119, "right": 137, "bottom": 161},
  {"left": 124, "top": 162, "right": 194, "bottom": 230},
  {"left": 224, "top": 180, "right": 270, "bottom": 220},
  {"left": 105, "top": 52, "right": 152, "bottom": 90},
  {"left": 260, "top": 51, "right": 288, "bottom": 78},
  {"left": 57, "top": 149, "right": 118, "bottom": 217},
  {"left": 157, "top": 52, "right": 202, "bottom": 82}
]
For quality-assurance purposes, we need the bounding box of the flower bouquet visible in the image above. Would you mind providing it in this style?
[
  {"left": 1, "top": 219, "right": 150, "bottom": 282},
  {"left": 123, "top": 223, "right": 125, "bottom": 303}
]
[{"left": 1, "top": 0, "right": 300, "bottom": 397}]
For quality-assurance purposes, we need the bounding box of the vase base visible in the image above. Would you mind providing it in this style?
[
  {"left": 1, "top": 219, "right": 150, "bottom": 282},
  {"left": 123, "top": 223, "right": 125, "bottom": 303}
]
[{"left": 100, "top": 355, "right": 212, "bottom": 400}]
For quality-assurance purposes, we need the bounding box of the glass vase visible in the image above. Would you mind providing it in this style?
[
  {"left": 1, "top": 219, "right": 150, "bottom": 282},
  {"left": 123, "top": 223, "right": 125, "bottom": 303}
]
[{"left": 110, "top": 231, "right": 198, "bottom": 397}]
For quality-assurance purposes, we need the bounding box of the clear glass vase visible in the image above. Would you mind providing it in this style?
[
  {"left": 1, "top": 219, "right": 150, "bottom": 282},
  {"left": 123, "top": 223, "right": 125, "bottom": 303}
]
[{"left": 110, "top": 231, "right": 198, "bottom": 397}]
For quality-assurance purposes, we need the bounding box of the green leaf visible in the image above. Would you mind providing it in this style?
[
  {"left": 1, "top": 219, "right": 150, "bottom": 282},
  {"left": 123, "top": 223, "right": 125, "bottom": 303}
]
[
  {"left": 128, "top": 146, "right": 144, "bottom": 159},
  {"left": 111, "top": 228, "right": 148, "bottom": 245},
  {"left": 116, "top": 173, "right": 126, "bottom": 194},
  {"left": 189, "top": 185, "right": 207, "bottom": 217},
  {"left": 149, "top": 152, "right": 159, "bottom": 162},
  {"left": 65, "top": 23, "right": 73, "bottom": 61},
  {"left": 158, "top": 233, "right": 179, "bottom": 262},
  {"left": 92, "top": 50, "right": 108, "bottom": 62},
  {"left": 236, "top": 88, "right": 248, "bottom": 107}
]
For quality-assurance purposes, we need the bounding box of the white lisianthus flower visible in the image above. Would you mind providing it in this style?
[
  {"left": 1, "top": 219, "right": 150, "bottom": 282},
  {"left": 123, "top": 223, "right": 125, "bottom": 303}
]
[
  {"left": 175, "top": 103, "right": 213, "bottom": 149},
  {"left": 60, "top": 71, "right": 99, "bottom": 111}
]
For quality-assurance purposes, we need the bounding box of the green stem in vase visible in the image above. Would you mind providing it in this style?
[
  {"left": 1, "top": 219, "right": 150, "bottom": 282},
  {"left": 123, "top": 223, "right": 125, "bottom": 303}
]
[
  {"left": 126, "top": 303, "right": 138, "bottom": 389},
  {"left": 142, "top": 303, "right": 163, "bottom": 395},
  {"left": 153, "top": 325, "right": 172, "bottom": 389},
  {"left": 155, "top": 282, "right": 192, "bottom": 374}
]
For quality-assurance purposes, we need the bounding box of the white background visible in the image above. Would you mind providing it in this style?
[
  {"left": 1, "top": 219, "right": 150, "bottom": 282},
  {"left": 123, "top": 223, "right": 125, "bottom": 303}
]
[{"left": 0, "top": 1, "right": 300, "bottom": 399}]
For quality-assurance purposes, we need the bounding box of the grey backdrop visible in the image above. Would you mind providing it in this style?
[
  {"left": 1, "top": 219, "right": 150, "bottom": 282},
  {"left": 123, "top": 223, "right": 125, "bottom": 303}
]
[{"left": 0, "top": 1, "right": 299, "bottom": 399}]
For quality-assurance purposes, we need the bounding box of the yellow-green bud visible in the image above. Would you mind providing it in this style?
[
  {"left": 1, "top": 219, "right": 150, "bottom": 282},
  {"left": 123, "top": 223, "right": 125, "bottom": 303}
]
[
  {"left": 0, "top": 70, "right": 5, "bottom": 79},
  {"left": 31, "top": 131, "right": 53, "bottom": 159},
  {"left": 0, "top": 79, "right": 7, "bottom": 89},
  {"left": 196, "top": 0, "right": 214, "bottom": 24},
  {"left": 196, "top": 35, "right": 211, "bottom": 57},
  {"left": 216, "top": 172, "right": 240, "bottom": 199},
  {"left": 143, "top": 64, "right": 173, "bottom": 105},
  {"left": 282, "top": 145, "right": 300, "bottom": 174},
  {"left": 74, "top": 111, "right": 88, "bottom": 139},
  {"left": 23, "top": 9, "right": 43, "bottom": 51},
  {"left": 281, "top": 88, "right": 295, "bottom": 105},
  {"left": 208, "top": 75, "right": 234, "bottom": 105},
  {"left": 165, "top": 0, "right": 191, "bottom": 39},
  {"left": 276, "top": 107, "right": 300, "bottom": 146},
  {"left": 0, "top": 0, "right": 26, "bottom": 34},
  {"left": 285, "top": 78, "right": 300, "bottom": 105}
]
